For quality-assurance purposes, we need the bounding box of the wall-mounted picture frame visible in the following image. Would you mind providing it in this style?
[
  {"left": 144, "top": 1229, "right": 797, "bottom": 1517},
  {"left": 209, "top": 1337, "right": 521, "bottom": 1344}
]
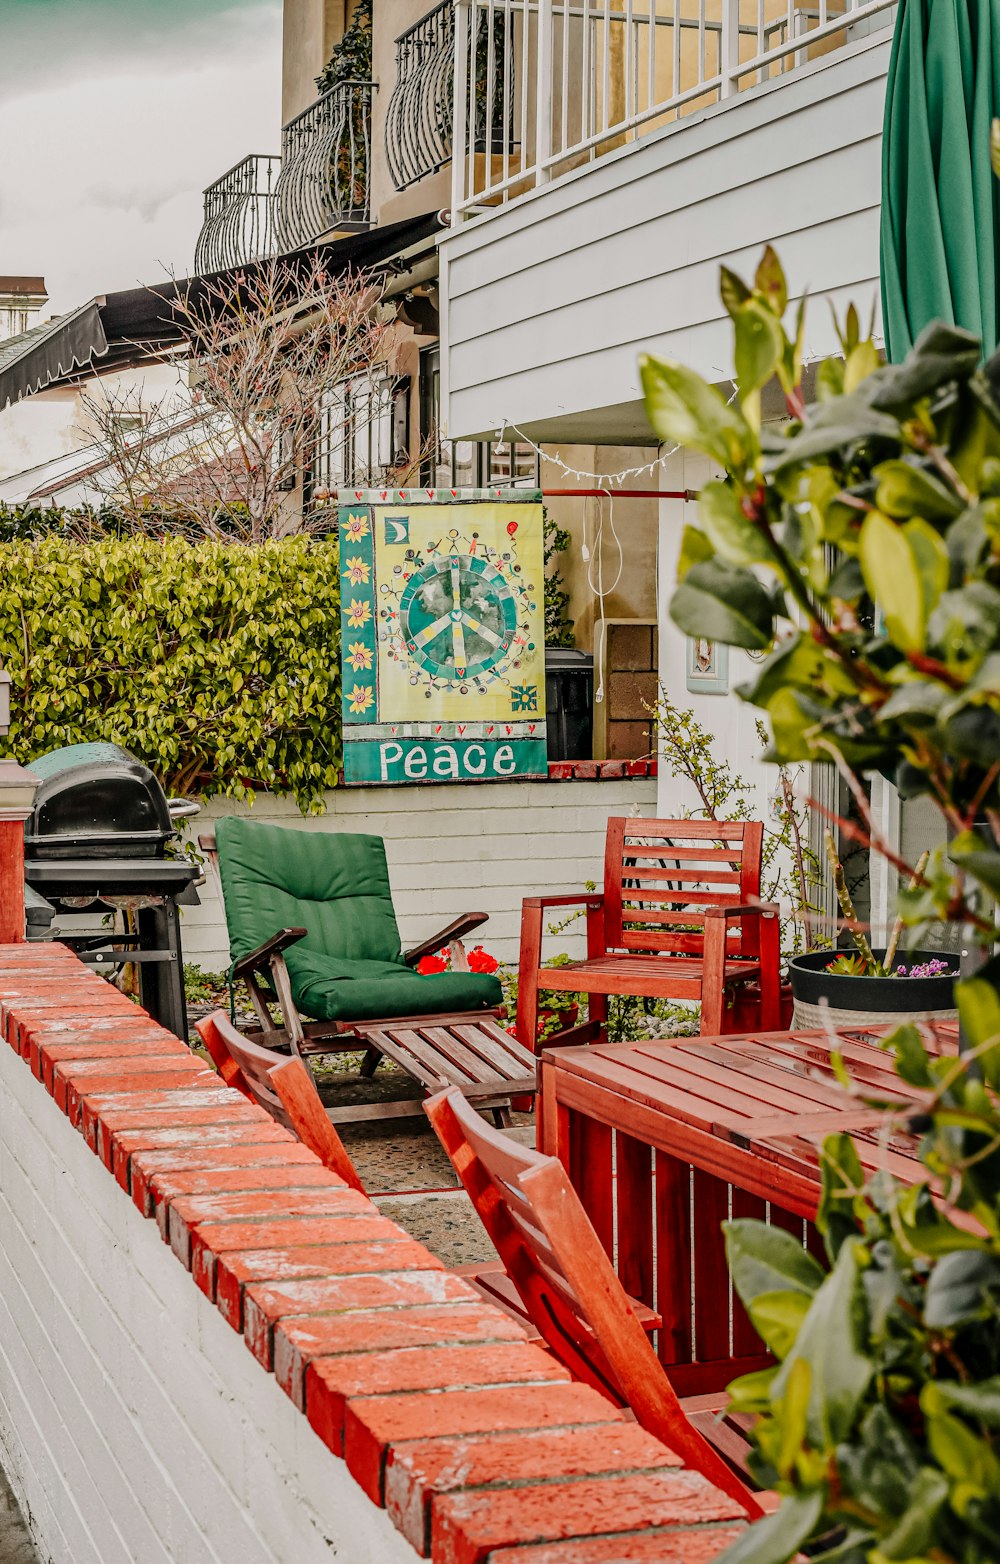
[{"left": 686, "top": 635, "right": 729, "bottom": 695}]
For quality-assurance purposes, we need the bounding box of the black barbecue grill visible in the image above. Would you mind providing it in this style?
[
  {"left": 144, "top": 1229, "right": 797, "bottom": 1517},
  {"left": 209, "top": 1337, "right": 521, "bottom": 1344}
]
[{"left": 24, "top": 743, "right": 201, "bottom": 1038}]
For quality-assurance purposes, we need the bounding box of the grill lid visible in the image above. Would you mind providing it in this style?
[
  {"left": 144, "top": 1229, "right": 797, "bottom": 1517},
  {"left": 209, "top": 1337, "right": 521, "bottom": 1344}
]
[{"left": 26, "top": 742, "right": 175, "bottom": 860}]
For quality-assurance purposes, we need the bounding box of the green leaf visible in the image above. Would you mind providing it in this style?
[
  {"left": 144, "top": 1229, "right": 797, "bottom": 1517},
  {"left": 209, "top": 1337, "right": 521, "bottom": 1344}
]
[
  {"left": 877, "top": 682, "right": 949, "bottom": 726},
  {"left": 776, "top": 1358, "right": 811, "bottom": 1479},
  {"left": 877, "top": 1467, "right": 949, "bottom": 1559},
  {"left": 771, "top": 1240, "right": 873, "bottom": 1449},
  {"left": 754, "top": 245, "right": 787, "bottom": 317},
  {"left": 923, "top": 1249, "right": 1000, "bottom": 1328},
  {"left": 748, "top": 1289, "right": 813, "bottom": 1358},
  {"left": 926, "top": 1376, "right": 1000, "bottom": 1428},
  {"left": 867, "top": 320, "right": 982, "bottom": 415},
  {"left": 859, "top": 510, "right": 931, "bottom": 651},
  {"left": 955, "top": 973, "right": 1000, "bottom": 1050},
  {"left": 713, "top": 1491, "right": 825, "bottom": 1564},
  {"left": 677, "top": 524, "right": 715, "bottom": 579},
  {"left": 873, "top": 459, "right": 964, "bottom": 523},
  {"left": 721, "top": 265, "right": 752, "bottom": 319},
  {"left": 669, "top": 560, "right": 776, "bottom": 650},
  {"left": 735, "top": 302, "right": 785, "bottom": 402},
  {"left": 639, "top": 354, "right": 752, "bottom": 469},
  {"left": 924, "top": 1402, "right": 1000, "bottom": 1496},
  {"left": 724, "top": 1219, "right": 826, "bottom": 1306},
  {"left": 697, "top": 480, "right": 776, "bottom": 567},
  {"left": 817, "top": 1132, "right": 866, "bottom": 1260},
  {"left": 843, "top": 339, "right": 879, "bottom": 395},
  {"left": 726, "top": 1364, "right": 780, "bottom": 1414},
  {"left": 948, "top": 830, "right": 1000, "bottom": 900}
]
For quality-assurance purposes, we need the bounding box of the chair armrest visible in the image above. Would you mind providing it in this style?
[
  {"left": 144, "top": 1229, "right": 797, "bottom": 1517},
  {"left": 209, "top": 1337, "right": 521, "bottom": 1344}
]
[
  {"left": 404, "top": 912, "right": 489, "bottom": 968},
  {"left": 704, "top": 903, "right": 780, "bottom": 920},
  {"left": 197, "top": 832, "right": 217, "bottom": 852},
  {"left": 232, "top": 927, "right": 307, "bottom": 979},
  {"left": 522, "top": 893, "right": 605, "bottom": 910}
]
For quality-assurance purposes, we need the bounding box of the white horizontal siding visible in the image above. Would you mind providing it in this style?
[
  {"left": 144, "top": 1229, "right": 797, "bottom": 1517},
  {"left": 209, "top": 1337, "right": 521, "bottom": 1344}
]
[
  {"left": 442, "top": 32, "right": 891, "bottom": 442},
  {"left": 178, "top": 778, "right": 656, "bottom": 972}
]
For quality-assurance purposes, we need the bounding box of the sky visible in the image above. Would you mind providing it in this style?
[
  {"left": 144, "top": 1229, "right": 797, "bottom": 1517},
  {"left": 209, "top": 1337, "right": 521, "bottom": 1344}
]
[{"left": 0, "top": 0, "right": 283, "bottom": 316}]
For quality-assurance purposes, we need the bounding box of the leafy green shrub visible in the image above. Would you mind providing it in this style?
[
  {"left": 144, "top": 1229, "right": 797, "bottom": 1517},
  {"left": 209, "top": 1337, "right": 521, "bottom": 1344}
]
[{"left": 0, "top": 536, "right": 342, "bottom": 810}]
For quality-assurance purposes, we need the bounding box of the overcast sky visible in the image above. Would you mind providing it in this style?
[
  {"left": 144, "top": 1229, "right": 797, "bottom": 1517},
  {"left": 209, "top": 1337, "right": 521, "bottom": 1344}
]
[{"left": 0, "top": 0, "right": 283, "bottom": 316}]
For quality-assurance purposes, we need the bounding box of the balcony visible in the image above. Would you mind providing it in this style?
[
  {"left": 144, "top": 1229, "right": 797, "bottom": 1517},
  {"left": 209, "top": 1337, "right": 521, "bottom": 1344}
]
[
  {"left": 385, "top": 2, "right": 457, "bottom": 191},
  {"left": 194, "top": 154, "right": 280, "bottom": 275},
  {"left": 441, "top": 0, "right": 896, "bottom": 444},
  {"left": 194, "top": 81, "right": 373, "bottom": 272},
  {"left": 275, "top": 79, "right": 374, "bottom": 251}
]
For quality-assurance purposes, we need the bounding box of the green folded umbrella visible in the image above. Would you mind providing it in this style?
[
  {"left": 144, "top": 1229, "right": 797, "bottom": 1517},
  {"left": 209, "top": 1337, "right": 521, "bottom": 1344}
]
[{"left": 881, "top": 0, "right": 1000, "bottom": 360}]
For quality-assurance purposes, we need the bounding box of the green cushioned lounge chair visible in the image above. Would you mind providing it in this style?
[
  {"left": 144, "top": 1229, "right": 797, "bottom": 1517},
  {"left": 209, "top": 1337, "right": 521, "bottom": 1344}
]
[{"left": 202, "top": 818, "right": 536, "bottom": 1124}]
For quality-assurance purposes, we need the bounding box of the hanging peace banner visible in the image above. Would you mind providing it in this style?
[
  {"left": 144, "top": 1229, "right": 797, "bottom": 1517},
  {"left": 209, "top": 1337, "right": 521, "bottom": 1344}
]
[{"left": 337, "top": 489, "right": 548, "bottom": 785}]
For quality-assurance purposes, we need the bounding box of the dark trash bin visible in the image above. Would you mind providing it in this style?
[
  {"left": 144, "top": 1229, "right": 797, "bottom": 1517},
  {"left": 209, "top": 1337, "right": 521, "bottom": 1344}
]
[{"left": 545, "top": 648, "right": 593, "bottom": 761}]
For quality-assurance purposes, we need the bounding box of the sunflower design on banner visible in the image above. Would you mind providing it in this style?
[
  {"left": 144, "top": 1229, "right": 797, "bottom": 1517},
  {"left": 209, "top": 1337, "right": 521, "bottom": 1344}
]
[{"left": 337, "top": 489, "right": 548, "bottom": 784}]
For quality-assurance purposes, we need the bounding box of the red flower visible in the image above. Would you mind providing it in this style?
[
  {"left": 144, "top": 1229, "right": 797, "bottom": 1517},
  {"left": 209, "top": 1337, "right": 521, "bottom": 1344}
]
[
  {"left": 416, "top": 953, "right": 448, "bottom": 975},
  {"left": 467, "top": 945, "right": 499, "bottom": 974}
]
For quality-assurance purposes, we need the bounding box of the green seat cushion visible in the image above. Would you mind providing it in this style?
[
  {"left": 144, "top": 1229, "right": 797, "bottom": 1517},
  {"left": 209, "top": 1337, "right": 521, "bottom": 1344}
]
[
  {"left": 288, "top": 950, "right": 502, "bottom": 1023},
  {"left": 214, "top": 816, "right": 502, "bottom": 1022},
  {"left": 216, "top": 816, "right": 403, "bottom": 967}
]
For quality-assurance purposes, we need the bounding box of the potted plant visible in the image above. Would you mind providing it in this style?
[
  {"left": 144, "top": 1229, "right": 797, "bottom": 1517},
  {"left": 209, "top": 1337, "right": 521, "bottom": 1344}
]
[
  {"left": 640, "top": 242, "right": 1000, "bottom": 1561},
  {"left": 788, "top": 836, "right": 958, "bottom": 1026}
]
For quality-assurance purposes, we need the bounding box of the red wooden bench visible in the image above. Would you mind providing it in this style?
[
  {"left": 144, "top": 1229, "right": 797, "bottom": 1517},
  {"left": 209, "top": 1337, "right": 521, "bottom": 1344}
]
[
  {"left": 425, "top": 1083, "right": 767, "bottom": 1518},
  {"left": 517, "top": 817, "right": 781, "bottom": 1052}
]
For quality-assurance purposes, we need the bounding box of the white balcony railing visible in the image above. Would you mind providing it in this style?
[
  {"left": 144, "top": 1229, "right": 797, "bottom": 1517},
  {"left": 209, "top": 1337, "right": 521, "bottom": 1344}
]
[{"left": 450, "top": 0, "right": 896, "bottom": 218}]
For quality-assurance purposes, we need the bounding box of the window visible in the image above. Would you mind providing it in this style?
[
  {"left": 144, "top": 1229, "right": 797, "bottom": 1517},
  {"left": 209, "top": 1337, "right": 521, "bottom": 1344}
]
[
  {"left": 419, "top": 347, "right": 538, "bottom": 490},
  {"left": 315, "top": 372, "right": 409, "bottom": 492}
]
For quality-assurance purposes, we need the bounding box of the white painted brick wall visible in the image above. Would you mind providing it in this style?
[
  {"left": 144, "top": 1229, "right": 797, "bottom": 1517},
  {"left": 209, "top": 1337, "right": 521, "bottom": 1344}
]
[
  {"left": 0, "top": 1039, "right": 416, "bottom": 1564},
  {"left": 178, "top": 779, "right": 656, "bottom": 973}
]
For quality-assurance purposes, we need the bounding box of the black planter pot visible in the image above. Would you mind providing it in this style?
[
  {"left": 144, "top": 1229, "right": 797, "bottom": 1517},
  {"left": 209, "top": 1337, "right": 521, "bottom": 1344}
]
[{"left": 788, "top": 948, "right": 959, "bottom": 1028}]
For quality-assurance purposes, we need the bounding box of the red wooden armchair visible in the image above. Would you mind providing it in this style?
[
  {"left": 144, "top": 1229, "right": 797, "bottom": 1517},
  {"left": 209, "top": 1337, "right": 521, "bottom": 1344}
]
[
  {"left": 517, "top": 817, "right": 780, "bottom": 1052},
  {"left": 425, "top": 1085, "right": 767, "bottom": 1517}
]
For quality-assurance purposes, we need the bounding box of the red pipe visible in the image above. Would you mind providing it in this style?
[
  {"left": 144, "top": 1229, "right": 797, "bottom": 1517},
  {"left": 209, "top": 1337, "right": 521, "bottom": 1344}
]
[{"left": 541, "top": 488, "right": 692, "bottom": 499}]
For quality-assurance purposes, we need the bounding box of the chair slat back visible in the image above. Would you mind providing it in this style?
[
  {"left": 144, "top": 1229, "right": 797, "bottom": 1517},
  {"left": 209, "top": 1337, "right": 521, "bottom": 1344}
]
[
  {"left": 424, "top": 1086, "right": 762, "bottom": 1517},
  {"left": 195, "top": 1011, "right": 365, "bottom": 1192},
  {"left": 603, "top": 817, "right": 763, "bottom": 954},
  {"left": 195, "top": 1011, "right": 292, "bottom": 1126}
]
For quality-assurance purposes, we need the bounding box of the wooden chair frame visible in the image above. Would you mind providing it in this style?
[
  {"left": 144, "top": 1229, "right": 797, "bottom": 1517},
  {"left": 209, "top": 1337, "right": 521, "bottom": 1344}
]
[
  {"left": 199, "top": 830, "right": 536, "bottom": 1123},
  {"left": 425, "top": 1084, "right": 767, "bottom": 1518},
  {"left": 516, "top": 817, "right": 781, "bottom": 1053}
]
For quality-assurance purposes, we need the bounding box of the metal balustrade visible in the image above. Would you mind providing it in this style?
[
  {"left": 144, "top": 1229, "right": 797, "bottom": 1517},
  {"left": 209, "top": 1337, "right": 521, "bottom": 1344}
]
[
  {"left": 386, "top": 2, "right": 458, "bottom": 190},
  {"left": 450, "top": 0, "right": 897, "bottom": 218},
  {"left": 194, "top": 82, "right": 372, "bottom": 271},
  {"left": 276, "top": 80, "right": 373, "bottom": 251},
  {"left": 194, "top": 155, "right": 280, "bottom": 274}
]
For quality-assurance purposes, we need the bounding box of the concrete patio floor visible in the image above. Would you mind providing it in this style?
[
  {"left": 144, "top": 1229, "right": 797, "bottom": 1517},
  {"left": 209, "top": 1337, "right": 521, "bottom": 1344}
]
[{"left": 332, "top": 1074, "right": 535, "bottom": 1268}]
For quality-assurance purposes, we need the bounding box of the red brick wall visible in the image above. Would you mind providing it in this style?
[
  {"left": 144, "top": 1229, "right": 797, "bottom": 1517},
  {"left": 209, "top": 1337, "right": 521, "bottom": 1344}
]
[{"left": 0, "top": 943, "right": 747, "bottom": 1562}]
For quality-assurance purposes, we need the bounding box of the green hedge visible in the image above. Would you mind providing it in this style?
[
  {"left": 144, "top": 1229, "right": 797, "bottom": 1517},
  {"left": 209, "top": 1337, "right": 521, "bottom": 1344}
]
[{"left": 0, "top": 537, "right": 342, "bottom": 810}]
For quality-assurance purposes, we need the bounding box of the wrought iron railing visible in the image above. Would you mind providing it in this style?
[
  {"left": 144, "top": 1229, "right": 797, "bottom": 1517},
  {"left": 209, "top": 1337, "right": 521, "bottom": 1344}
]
[
  {"left": 194, "top": 154, "right": 280, "bottom": 274},
  {"left": 275, "top": 79, "right": 373, "bottom": 251},
  {"left": 385, "top": 2, "right": 512, "bottom": 192},
  {"left": 385, "top": 2, "right": 457, "bottom": 191}
]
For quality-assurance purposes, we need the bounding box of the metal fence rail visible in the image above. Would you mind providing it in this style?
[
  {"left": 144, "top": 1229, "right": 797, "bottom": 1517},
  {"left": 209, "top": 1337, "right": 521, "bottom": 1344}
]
[
  {"left": 451, "top": 0, "right": 896, "bottom": 217},
  {"left": 194, "top": 155, "right": 281, "bottom": 274},
  {"left": 275, "top": 80, "right": 373, "bottom": 251}
]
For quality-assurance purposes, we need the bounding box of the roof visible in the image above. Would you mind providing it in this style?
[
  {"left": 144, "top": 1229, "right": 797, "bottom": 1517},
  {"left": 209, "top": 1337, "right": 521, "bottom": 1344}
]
[
  {"left": 0, "top": 276, "right": 47, "bottom": 296},
  {"left": 0, "top": 214, "right": 442, "bottom": 411}
]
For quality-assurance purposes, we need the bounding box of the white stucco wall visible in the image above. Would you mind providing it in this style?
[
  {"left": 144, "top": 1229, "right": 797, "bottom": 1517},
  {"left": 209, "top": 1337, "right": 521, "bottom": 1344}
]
[{"left": 0, "top": 1031, "right": 416, "bottom": 1564}]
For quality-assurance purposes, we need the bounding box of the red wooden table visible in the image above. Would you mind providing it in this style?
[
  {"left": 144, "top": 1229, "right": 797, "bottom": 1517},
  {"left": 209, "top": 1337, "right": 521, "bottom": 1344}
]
[{"left": 539, "top": 1023, "right": 957, "bottom": 1396}]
